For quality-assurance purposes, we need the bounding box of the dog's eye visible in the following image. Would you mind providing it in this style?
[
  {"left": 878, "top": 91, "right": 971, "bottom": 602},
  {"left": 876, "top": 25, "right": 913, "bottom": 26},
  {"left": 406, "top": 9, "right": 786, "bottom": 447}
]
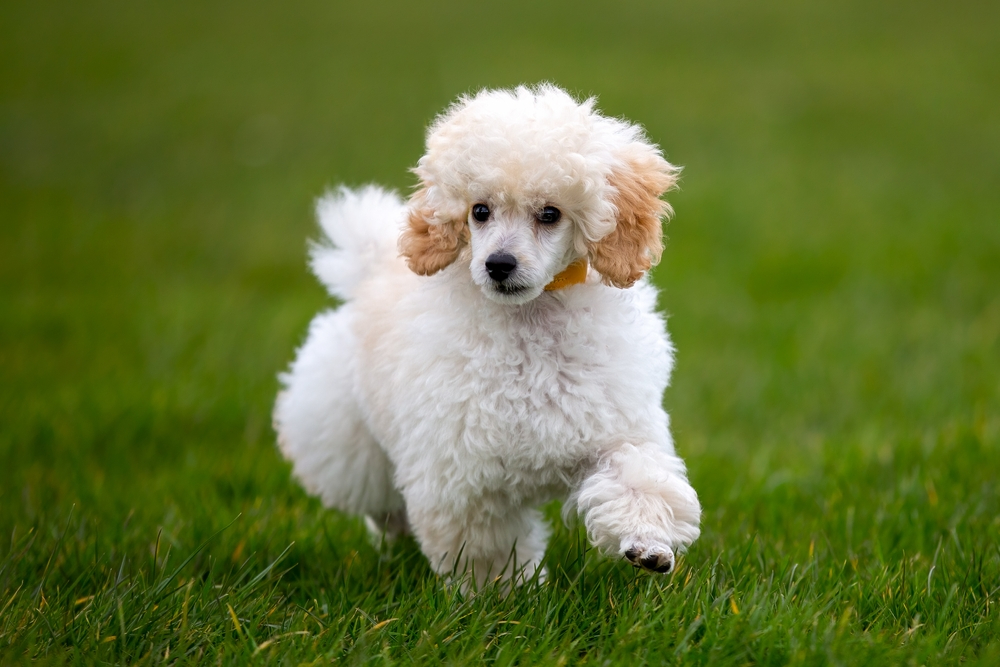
[
  {"left": 471, "top": 204, "right": 490, "bottom": 222},
  {"left": 537, "top": 206, "right": 561, "bottom": 224}
]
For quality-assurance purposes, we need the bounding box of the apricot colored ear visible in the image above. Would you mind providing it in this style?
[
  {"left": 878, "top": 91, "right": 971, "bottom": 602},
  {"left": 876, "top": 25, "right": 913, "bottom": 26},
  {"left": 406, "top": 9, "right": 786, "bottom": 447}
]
[
  {"left": 399, "top": 185, "right": 468, "bottom": 275},
  {"left": 589, "top": 152, "right": 679, "bottom": 288}
]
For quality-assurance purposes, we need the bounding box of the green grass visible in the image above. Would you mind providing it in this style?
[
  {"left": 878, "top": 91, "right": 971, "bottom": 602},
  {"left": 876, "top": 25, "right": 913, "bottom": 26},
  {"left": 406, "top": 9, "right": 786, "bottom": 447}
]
[{"left": 2, "top": 0, "right": 999, "bottom": 663}]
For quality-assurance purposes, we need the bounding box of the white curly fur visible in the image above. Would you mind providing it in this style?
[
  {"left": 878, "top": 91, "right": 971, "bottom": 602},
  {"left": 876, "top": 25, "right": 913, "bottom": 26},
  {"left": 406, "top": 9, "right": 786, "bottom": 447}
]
[{"left": 274, "top": 85, "right": 701, "bottom": 589}]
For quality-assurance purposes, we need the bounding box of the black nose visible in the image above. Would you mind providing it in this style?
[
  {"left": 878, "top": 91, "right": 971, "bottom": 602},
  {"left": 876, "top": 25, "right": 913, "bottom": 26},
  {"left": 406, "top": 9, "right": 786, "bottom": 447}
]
[{"left": 485, "top": 253, "right": 517, "bottom": 283}]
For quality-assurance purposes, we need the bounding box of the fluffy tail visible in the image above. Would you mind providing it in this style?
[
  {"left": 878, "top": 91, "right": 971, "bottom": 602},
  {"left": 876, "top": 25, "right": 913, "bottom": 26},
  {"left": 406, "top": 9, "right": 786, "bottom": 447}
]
[{"left": 310, "top": 185, "right": 406, "bottom": 301}]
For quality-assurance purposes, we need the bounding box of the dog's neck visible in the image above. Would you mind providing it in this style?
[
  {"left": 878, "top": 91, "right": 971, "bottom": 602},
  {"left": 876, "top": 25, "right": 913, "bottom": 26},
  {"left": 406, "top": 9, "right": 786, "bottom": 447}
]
[{"left": 543, "top": 259, "right": 588, "bottom": 291}]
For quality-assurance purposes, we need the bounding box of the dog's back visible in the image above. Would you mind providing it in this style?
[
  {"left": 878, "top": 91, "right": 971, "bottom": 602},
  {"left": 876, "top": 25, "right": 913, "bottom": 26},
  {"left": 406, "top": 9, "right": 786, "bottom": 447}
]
[{"left": 274, "top": 186, "right": 409, "bottom": 517}]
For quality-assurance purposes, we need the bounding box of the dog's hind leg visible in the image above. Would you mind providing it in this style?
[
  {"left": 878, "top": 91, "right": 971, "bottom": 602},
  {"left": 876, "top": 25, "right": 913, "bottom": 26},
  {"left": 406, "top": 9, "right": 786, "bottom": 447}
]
[
  {"left": 364, "top": 509, "right": 411, "bottom": 545},
  {"left": 274, "top": 308, "right": 404, "bottom": 520},
  {"left": 571, "top": 442, "right": 701, "bottom": 574}
]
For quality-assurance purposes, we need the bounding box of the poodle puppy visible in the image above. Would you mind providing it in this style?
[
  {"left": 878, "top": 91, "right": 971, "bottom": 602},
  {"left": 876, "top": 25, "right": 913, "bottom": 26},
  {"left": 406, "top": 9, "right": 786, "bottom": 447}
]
[{"left": 274, "top": 84, "right": 701, "bottom": 589}]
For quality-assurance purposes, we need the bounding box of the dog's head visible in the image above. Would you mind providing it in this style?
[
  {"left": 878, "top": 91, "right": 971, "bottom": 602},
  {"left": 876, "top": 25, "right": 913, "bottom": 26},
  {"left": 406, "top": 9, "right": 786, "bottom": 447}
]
[{"left": 399, "top": 85, "right": 679, "bottom": 305}]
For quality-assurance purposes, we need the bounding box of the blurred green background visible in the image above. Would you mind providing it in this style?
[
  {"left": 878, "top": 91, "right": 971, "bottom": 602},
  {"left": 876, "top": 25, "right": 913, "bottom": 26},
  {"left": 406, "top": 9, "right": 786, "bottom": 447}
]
[{"left": 1, "top": 0, "right": 998, "bottom": 663}]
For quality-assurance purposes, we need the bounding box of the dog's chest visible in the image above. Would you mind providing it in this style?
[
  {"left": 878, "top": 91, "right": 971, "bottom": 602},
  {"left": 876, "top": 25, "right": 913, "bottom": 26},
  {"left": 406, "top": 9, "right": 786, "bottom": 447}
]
[
  {"left": 454, "top": 308, "right": 628, "bottom": 472},
  {"left": 367, "top": 282, "right": 672, "bottom": 498}
]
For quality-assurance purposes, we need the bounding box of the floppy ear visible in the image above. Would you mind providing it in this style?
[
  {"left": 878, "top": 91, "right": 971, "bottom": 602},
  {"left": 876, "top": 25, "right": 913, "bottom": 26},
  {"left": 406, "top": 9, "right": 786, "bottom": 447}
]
[
  {"left": 398, "top": 184, "right": 468, "bottom": 275},
  {"left": 588, "top": 151, "right": 679, "bottom": 288}
]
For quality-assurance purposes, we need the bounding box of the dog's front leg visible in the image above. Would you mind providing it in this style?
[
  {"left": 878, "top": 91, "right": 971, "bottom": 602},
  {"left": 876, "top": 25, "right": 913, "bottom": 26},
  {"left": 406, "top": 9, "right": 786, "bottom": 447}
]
[
  {"left": 405, "top": 492, "right": 550, "bottom": 592},
  {"left": 572, "top": 442, "right": 701, "bottom": 573}
]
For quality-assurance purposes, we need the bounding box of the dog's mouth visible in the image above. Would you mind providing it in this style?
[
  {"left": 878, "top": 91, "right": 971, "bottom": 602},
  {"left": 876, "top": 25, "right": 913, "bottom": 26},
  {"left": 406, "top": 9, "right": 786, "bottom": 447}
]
[
  {"left": 495, "top": 282, "right": 529, "bottom": 295},
  {"left": 482, "top": 279, "right": 542, "bottom": 305}
]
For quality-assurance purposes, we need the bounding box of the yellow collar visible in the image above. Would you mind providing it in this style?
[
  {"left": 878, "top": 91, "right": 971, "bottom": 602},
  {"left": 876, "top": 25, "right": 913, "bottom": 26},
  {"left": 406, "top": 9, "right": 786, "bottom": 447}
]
[{"left": 544, "top": 258, "right": 589, "bottom": 291}]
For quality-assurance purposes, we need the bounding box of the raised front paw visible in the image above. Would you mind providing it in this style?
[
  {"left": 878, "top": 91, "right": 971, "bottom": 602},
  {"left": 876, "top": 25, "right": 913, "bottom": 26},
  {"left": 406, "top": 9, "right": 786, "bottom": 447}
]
[{"left": 622, "top": 540, "right": 675, "bottom": 574}]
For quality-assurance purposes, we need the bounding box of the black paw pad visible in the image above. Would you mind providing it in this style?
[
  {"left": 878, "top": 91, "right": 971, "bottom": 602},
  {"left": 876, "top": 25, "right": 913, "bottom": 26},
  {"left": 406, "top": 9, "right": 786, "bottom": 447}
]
[
  {"left": 654, "top": 561, "right": 673, "bottom": 574},
  {"left": 640, "top": 554, "right": 660, "bottom": 570},
  {"left": 624, "top": 548, "right": 639, "bottom": 563}
]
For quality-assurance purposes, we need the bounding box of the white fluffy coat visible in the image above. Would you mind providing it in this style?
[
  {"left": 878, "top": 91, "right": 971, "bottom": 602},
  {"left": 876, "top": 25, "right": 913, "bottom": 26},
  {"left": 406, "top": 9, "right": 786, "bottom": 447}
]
[{"left": 275, "top": 86, "right": 701, "bottom": 588}]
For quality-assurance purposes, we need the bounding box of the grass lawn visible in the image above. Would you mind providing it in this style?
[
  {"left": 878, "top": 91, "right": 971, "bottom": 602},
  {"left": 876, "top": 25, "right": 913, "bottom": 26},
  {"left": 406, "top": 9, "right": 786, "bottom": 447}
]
[{"left": 2, "top": 0, "right": 999, "bottom": 663}]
